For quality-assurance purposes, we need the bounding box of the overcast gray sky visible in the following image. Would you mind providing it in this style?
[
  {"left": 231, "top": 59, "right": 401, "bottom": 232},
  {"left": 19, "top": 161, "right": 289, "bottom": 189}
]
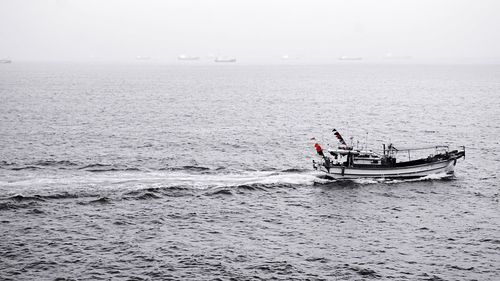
[{"left": 1, "top": 0, "right": 499, "bottom": 62}]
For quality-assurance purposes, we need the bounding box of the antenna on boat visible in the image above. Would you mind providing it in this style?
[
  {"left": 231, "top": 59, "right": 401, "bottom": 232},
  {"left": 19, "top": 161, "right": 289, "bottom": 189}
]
[{"left": 364, "top": 132, "right": 368, "bottom": 151}]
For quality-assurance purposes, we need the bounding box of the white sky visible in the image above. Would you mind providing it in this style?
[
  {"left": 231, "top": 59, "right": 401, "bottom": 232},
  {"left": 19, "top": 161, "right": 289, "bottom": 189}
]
[{"left": 1, "top": 0, "right": 499, "bottom": 62}]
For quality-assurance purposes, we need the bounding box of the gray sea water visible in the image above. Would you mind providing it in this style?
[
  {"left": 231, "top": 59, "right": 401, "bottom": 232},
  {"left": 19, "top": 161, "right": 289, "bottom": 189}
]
[{"left": 0, "top": 63, "right": 499, "bottom": 280}]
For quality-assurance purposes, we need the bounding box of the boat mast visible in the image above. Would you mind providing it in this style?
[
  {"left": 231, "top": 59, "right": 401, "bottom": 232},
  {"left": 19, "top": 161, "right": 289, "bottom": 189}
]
[{"left": 364, "top": 132, "right": 368, "bottom": 151}]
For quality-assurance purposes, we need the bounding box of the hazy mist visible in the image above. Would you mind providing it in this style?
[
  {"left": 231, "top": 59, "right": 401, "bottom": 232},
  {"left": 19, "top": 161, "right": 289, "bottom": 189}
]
[{"left": 1, "top": 0, "right": 499, "bottom": 63}]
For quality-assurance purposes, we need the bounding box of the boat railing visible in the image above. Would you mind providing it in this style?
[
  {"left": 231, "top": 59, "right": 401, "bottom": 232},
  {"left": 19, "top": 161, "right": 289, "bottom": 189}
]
[
  {"left": 381, "top": 144, "right": 456, "bottom": 162},
  {"left": 387, "top": 145, "right": 449, "bottom": 152}
]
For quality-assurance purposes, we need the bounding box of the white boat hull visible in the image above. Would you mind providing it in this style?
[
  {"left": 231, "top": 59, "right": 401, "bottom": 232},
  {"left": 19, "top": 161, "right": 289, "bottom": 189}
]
[{"left": 319, "top": 159, "right": 457, "bottom": 179}]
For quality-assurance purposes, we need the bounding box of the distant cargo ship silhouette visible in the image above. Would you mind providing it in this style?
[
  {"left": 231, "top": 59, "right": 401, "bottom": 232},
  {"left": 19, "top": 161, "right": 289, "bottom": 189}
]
[
  {"left": 0, "top": 58, "right": 12, "bottom": 63},
  {"left": 178, "top": 55, "right": 200, "bottom": 61},
  {"left": 214, "top": 57, "right": 236, "bottom": 63},
  {"left": 136, "top": 56, "right": 151, "bottom": 61},
  {"left": 338, "top": 56, "right": 362, "bottom": 61},
  {"left": 383, "top": 53, "right": 412, "bottom": 60}
]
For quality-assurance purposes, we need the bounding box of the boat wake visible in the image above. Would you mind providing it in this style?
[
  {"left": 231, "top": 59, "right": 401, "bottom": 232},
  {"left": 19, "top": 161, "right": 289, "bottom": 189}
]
[{"left": 0, "top": 169, "right": 330, "bottom": 197}]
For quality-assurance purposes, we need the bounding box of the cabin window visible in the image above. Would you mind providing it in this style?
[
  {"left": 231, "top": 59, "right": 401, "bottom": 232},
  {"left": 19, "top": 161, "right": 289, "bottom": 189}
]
[{"left": 372, "top": 160, "right": 379, "bottom": 164}]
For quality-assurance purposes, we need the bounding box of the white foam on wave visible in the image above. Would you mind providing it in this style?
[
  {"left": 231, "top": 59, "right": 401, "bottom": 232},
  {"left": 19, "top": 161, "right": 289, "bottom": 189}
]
[
  {"left": 0, "top": 170, "right": 328, "bottom": 194},
  {"left": 0, "top": 170, "right": 455, "bottom": 195},
  {"left": 352, "top": 178, "right": 381, "bottom": 185},
  {"left": 420, "top": 172, "right": 453, "bottom": 180},
  {"left": 148, "top": 170, "right": 328, "bottom": 189},
  {"left": 245, "top": 171, "right": 331, "bottom": 186},
  {"left": 347, "top": 172, "right": 454, "bottom": 185},
  {"left": 386, "top": 172, "right": 453, "bottom": 184}
]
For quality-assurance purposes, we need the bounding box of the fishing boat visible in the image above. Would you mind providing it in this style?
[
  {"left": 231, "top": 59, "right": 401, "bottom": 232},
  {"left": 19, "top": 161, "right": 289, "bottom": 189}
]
[{"left": 312, "top": 129, "right": 465, "bottom": 179}]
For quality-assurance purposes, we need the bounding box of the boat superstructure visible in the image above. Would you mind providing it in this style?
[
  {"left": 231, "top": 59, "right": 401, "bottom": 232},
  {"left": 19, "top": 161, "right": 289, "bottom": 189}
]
[{"left": 312, "top": 129, "right": 465, "bottom": 179}]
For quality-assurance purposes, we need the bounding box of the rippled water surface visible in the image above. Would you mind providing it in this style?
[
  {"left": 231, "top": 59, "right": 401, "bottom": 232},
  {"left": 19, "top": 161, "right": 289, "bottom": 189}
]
[{"left": 1, "top": 63, "right": 499, "bottom": 280}]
